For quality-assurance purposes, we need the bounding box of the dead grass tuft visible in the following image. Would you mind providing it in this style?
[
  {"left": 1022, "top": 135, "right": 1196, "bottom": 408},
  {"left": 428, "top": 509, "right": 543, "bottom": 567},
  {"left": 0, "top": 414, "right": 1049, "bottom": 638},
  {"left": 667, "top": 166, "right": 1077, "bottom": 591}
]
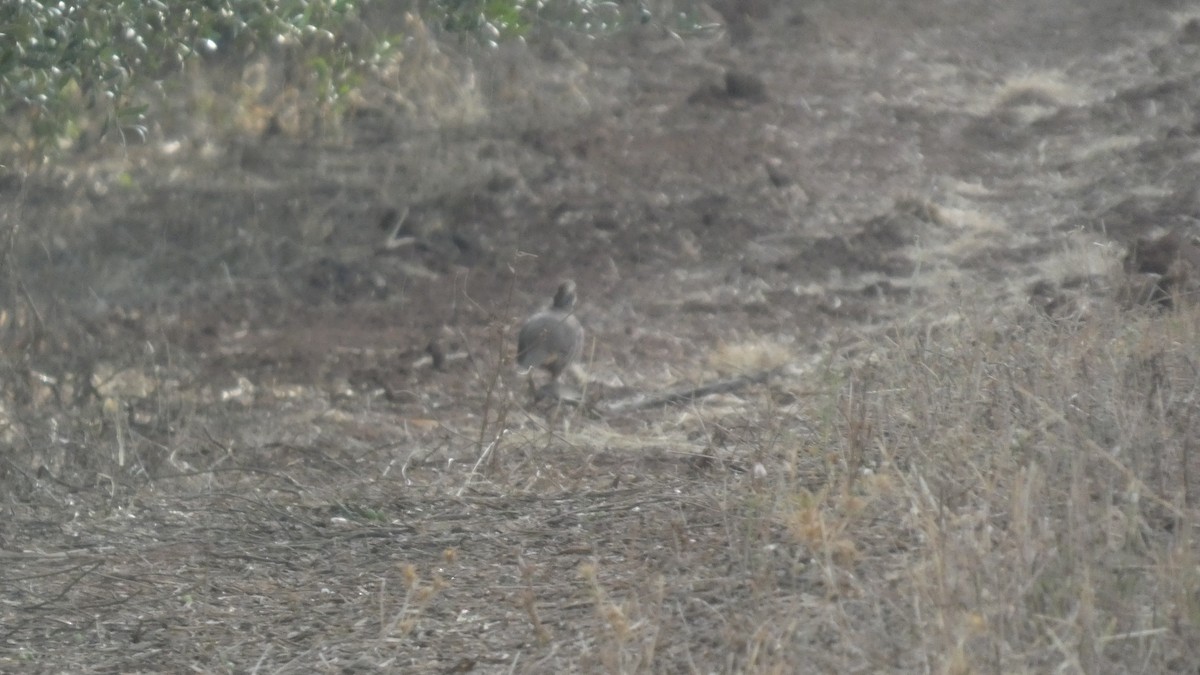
[
  {"left": 708, "top": 339, "right": 793, "bottom": 376},
  {"left": 799, "top": 294, "right": 1200, "bottom": 672}
]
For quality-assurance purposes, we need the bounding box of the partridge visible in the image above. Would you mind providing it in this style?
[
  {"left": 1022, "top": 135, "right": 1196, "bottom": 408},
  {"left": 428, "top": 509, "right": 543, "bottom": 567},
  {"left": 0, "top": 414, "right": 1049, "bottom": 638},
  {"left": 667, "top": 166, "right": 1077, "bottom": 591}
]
[{"left": 516, "top": 280, "right": 584, "bottom": 387}]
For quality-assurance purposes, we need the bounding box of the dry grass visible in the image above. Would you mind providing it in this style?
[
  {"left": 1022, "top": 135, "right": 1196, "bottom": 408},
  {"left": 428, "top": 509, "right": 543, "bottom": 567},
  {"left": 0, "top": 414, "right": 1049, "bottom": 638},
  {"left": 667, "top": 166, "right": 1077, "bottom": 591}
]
[
  {"left": 771, "top": 296, "right": 1200, "bottom": 672},
  {"left": 4, "top": 283, "right": 1198, "bottom": 673}
]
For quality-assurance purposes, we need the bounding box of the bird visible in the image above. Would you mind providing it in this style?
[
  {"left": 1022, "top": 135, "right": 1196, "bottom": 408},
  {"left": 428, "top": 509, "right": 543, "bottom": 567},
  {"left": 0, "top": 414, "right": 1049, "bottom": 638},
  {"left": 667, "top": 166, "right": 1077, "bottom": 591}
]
[{"left": 516, "top": 280, "right": 584, "bottom": 393}]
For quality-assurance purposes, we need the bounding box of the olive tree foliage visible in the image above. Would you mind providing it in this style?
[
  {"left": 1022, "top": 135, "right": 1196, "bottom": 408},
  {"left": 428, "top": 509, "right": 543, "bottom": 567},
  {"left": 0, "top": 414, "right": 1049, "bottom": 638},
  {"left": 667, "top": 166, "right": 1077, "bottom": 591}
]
[
  {"left": 0, "top": 0, "right": 377, "bottom": 165},
  {"left": 425, "top": 0, "right": 651, "bottom": 39},
  {"left": 0, "top": 0, "right": 701, "bottom": 166}
]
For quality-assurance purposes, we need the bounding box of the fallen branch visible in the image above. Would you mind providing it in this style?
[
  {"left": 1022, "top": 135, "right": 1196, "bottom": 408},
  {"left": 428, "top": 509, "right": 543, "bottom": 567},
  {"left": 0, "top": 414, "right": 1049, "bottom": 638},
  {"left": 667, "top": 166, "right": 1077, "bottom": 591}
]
[{"left": 596, "top": 366, "right": 783, "bottom": 414}]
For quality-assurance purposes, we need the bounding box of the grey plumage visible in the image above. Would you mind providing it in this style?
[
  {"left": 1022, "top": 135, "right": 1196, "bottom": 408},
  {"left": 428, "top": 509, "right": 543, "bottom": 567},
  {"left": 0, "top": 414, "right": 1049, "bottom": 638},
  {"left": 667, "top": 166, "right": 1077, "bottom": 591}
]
[{"left": 517, "top": 280, "right": 583, "bottom": 383}]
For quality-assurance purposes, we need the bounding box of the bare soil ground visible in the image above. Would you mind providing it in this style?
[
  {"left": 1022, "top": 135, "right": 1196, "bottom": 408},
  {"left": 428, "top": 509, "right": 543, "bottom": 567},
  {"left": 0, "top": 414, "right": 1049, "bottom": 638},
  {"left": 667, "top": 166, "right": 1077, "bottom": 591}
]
[{"left": 4, "top": 0, "right": 1200, "bottom": 672}]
